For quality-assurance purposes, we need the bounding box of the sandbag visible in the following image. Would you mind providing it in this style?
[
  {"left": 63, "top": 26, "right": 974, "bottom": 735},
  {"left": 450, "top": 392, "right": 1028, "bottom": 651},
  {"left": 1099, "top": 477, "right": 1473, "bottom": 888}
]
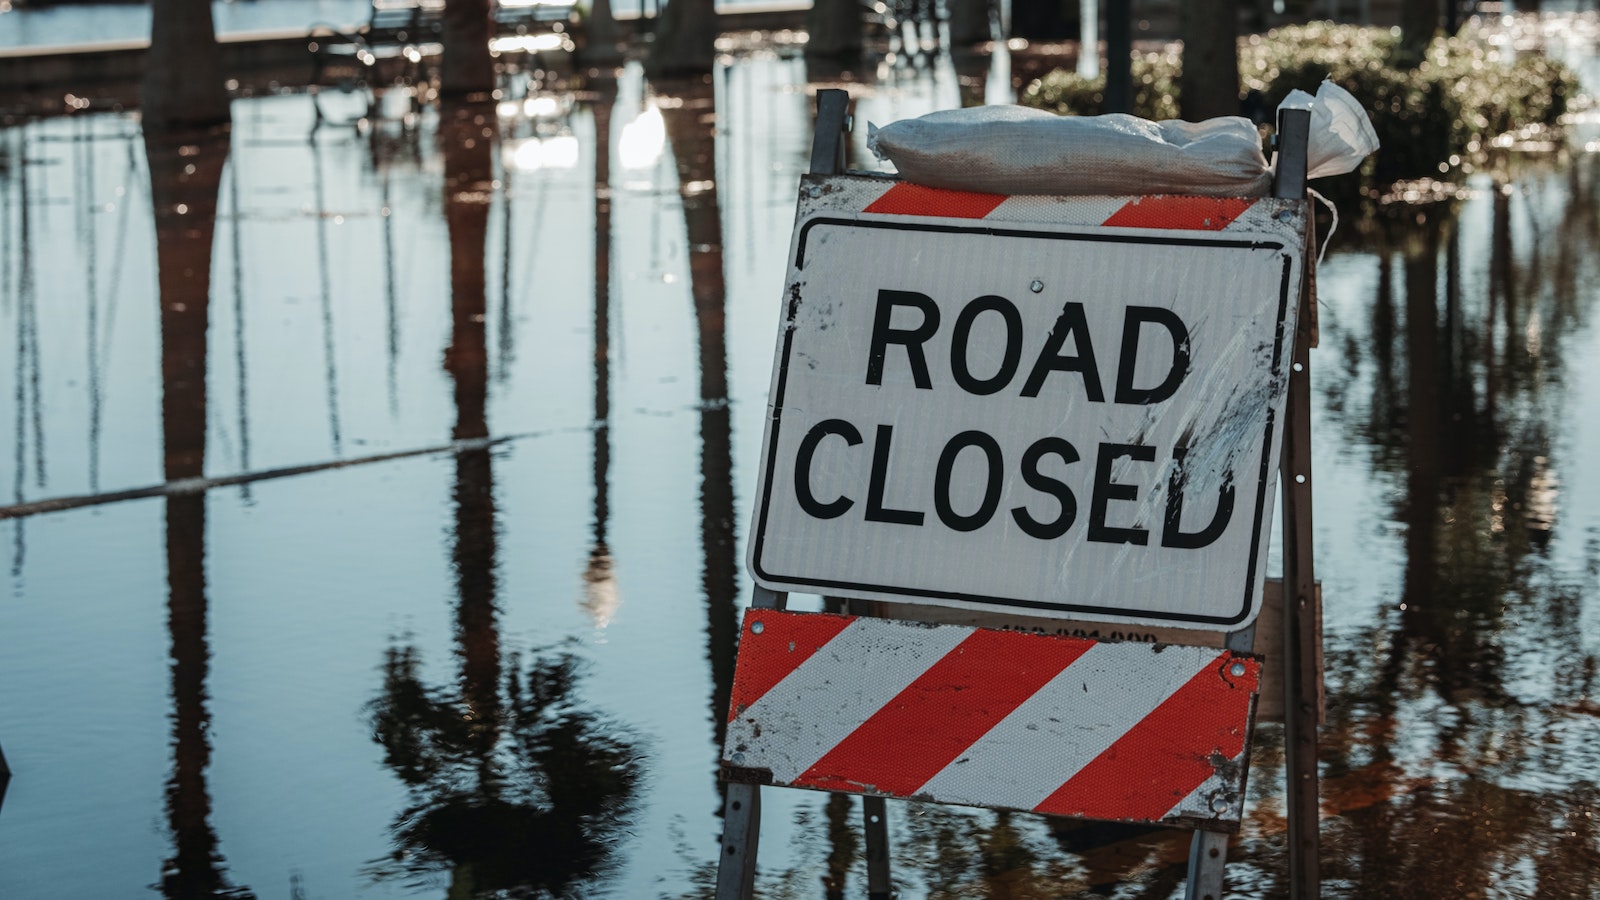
[{"left": 867, "top": 105, "right": 1274, "bottom": 197}]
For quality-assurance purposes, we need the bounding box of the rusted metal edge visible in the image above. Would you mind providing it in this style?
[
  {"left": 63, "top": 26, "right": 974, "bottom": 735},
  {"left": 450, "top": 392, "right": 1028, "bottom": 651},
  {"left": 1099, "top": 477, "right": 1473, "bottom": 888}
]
[
  {"left": 716, "top": 765, "right": 1255, "bottom": 835},
  {"left": 719, "top": 763, "right": 775, "bottom": 785}
]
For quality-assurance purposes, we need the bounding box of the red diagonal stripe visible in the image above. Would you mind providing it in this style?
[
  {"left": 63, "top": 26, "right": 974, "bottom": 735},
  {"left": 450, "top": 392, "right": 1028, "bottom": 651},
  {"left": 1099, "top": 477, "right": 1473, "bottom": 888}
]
[
  {"left": 1101, "top": 196, "right": 1255, "bottom": 231},
  {"left": 727, "top": 610, "right": 855, "bottom": 723},
  {"left": 793, "top": 629, "right": 1095, "bottom": 796},
  {"left": 863, "top": 182, "right": 1008, "bottom": 218},
  {"left": 1032, "top": 653, "right": 1259, "bottom": 820}
]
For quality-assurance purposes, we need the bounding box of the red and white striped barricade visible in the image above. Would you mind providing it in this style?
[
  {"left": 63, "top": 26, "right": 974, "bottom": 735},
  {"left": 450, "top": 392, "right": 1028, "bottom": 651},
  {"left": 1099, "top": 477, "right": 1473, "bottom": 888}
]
[{"left": 722, "top": 608, "right": 1262, "bottom": 830}]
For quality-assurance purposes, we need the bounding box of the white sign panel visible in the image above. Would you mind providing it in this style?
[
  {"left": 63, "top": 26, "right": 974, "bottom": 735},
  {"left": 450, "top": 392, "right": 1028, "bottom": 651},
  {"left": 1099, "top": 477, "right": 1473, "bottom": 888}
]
[{"left": 748, "top": 180, "right": 1305, "bottom": 629}]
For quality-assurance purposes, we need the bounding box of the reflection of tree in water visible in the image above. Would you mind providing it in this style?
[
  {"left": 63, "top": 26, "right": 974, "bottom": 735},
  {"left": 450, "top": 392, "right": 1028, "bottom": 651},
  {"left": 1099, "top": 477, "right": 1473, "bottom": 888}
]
[
  {"left": 367, "top": 644, "right": 641, "bottom": 896},
  {"left": 366, "top": 99, "right": 639, "bottom": 898},
  {"left": 1283, "top": 148, "right": 1600, "bottom": 894}
]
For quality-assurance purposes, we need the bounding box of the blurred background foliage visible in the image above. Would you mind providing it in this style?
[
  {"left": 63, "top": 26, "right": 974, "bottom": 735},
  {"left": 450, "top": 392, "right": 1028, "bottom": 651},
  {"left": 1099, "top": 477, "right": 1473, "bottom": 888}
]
[{"left": 1021, "top": 23, "right": 1583, "bottom": 186}]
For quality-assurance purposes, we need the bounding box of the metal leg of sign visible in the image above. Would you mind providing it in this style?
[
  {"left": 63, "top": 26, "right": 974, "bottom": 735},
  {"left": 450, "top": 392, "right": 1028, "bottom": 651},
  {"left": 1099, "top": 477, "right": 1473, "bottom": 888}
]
[
  {"left": 863, "top": 795, "right": 892, "bottom": 899},
  {"left": 1186, "top": 830, "right": 1230, "bottom": 900},
  {"left": 715, "top": 784, "right": 762, "bottom": 899},
  {"left": 1272, "top": 108, "right": 1310, "bottom": 200},
  {"left": 1270, "top": 102, "right": 1320, "bottom": 899},
  {"left": 715, "top": 586, "right": 788, "bottom": 900},
  {"left": 1184, "top": 620, "right": 1257, "bottom": 900},
  {"left": 751, "top": 583, "right": 787, "bottom": 611},
  {"left": 809, "top": 88, "right": 851, "bottom": 177},
  {"left": 1281, "top": 268, "right": 1321, "bottom": 899}
]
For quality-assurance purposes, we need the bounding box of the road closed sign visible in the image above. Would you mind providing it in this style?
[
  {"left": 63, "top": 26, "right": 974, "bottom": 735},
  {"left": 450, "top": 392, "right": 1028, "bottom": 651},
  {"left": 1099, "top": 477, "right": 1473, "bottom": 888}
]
[{"left": 748, "top": 176, "right": 1308, "bottom": 629}]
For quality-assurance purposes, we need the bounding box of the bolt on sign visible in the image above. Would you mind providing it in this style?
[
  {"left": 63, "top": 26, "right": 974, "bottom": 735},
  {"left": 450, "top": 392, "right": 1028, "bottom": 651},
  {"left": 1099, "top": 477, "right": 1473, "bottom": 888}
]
[
  {"left": 748, "top": 176, "right": 1308, "bottom": 629},
  {"left": 722, "top": 609, "right": 1262, "bottom": 830}
]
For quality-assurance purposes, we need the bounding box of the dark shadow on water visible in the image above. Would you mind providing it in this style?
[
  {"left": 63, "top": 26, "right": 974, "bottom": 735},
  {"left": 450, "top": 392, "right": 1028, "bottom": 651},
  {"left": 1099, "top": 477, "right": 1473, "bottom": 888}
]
[{"left": 365, "top": 99, "right": 641, "bottom": 898}]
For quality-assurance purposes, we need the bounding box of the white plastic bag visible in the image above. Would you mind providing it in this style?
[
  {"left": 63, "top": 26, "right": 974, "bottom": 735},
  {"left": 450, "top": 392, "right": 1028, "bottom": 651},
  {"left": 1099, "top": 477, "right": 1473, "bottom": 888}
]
[
  {"left": 1277, "top": 79, "right": 1380, "bottom": 179},
  {"left": 867, "top": 105, "right": 1273, "bottom": 197}
]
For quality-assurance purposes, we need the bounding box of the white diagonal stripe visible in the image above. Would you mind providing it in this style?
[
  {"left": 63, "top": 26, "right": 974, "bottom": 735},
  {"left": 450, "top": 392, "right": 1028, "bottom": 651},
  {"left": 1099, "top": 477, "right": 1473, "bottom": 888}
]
[
  {"left": 985, "top": 194, "right": 1126, "bottom": 227},
  {"left": 725, "top": 617, "right": 972, "bottom": 784},
  {"left": 915, "top": 641, "right": 1219, "bottom": 811}
]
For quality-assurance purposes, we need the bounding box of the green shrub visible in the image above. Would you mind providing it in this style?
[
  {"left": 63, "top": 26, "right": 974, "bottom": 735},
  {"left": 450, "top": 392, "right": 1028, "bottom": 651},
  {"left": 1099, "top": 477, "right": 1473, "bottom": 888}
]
[
  {"left": 1022, "top": 46, "right": 1183, "bottom": 122},
  {"left": 1020, "top": 22, "right": 1583, "bottom": 183}
]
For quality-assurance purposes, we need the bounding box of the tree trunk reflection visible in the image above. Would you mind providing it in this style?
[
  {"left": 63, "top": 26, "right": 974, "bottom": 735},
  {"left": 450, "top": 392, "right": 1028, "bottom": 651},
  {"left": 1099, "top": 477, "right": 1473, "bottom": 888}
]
[
  {"left": 584, "top": 75, "right": 619, "bottom": 626},
  {"left": 147, "top": 126, "right": 253, "bottom": 899},
  {"left": 656, "top": 80, "right": 740, "bottom": 756}
]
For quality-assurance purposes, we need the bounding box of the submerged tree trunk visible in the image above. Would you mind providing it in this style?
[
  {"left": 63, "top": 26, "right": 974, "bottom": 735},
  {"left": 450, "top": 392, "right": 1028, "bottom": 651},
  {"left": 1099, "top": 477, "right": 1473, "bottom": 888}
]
[
  {"left": 1104, "top": 0, "right": 1132, "bottom": 113},
  {"left": 441, "top": 0, "right": 495, "bottom": 99},
  {"left": 949, "top": 0, "right": 992, "bottom": 47},
  {"left": 1398, "top": 0, "right": 1441, "bottom": 68},
  {"left": 806, "top": 0, "right": 862, "bottom": 63},
  {"left": 646, "top": 0, "right": 718, "bottom": 77},
  {"left": 1178, "top": 0, "right": 1240, "bottom": 121},
  {"left": 142, "top": 0, "right": 231, "bottom": 131},
  {"left": 1010, "top": 0, "right": 1078, "bottom": 41},
  {"left": 582, "top": 0, "right": 624, "bottom": 66}
]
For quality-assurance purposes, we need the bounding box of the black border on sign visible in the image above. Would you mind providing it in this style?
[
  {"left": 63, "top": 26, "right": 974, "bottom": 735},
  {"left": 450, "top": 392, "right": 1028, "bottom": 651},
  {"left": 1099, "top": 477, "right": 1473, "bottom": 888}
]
[{"left": 751, "top": 215, "right": 1297, "bottom": 627}]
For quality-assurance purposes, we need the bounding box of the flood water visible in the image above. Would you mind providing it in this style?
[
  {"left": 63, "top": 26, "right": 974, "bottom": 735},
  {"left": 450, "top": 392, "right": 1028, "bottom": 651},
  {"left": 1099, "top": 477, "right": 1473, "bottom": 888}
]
[{"left": 3, "top": 12, "right": 1600, "bottom": 899}]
